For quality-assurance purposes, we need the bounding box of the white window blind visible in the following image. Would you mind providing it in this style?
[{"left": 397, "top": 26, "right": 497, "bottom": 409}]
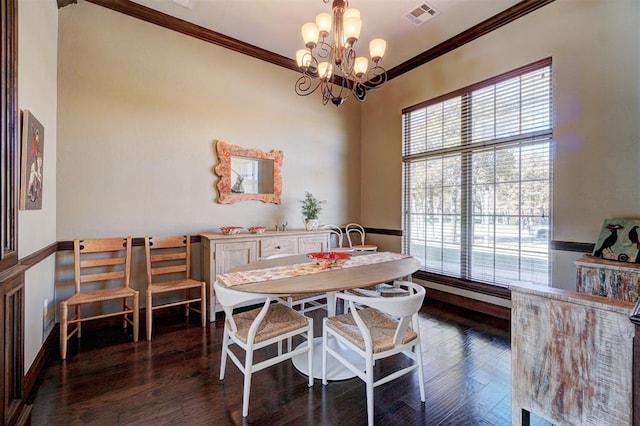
[{"left": 402, "top": 58, "right": 552, "bottom": 287}]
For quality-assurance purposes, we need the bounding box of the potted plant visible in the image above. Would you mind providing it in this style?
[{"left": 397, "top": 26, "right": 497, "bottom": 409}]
[{"left": 300, "top": 191, "right": 325, "bottom": 231}]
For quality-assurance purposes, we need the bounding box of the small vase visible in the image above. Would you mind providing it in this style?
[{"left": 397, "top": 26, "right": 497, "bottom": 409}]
[{"left": 305, "top": 218, "right": 319, "bottom": 231}]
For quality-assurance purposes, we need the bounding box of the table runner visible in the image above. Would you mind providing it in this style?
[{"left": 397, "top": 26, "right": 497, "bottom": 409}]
[{"left": 217, "top": 252, "right": 410, "bottom": 288}]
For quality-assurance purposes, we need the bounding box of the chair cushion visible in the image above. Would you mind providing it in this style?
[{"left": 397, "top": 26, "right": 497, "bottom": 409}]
[
  {"left": 326, "top": 307, "right": 417, "bottom": 353},
  {"left": 148, "top": 278, "right": 204, "bottom": 293},
  {"left": 230, "top": 303, "right": 309, "bottom": 344},
  {"left": 64, "top": 287, "right": 137, "bottom": 306}
]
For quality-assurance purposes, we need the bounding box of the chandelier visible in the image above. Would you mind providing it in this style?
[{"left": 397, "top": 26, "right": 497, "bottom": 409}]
[{"left": 294, "top": 0, "right": 387, "bottom": 106}]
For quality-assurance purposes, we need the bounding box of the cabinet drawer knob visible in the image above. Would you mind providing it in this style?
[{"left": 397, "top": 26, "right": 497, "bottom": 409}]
[{"left": 275, "top": 246, "right": 281, "bottom": 249}]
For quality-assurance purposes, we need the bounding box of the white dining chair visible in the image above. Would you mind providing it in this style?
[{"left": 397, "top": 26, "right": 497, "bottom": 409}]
[
  {"left": 322, "top": 224, "right": 355, "bottom": 253},
  {"left": 345, "top": 223, "right": 378, "bottom": 252},
  {"left": 215, "top": 281, "right": 314, "bottom": 418},
  {"left": 322, "top": 280, "right": 426, "bottom": 426},
  {"left": 262, "top": 254, "right": 328, "bottom": 315}
]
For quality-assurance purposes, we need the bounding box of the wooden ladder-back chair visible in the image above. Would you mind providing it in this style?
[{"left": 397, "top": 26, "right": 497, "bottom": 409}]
[
  {"left": 60, "top": 237, "right": 139, "bottom": 360},
  {"left": 144, "top": 235, "right": 206, "bottom": 340},
  {"left": 322, "top": 280, "right": 426, "bottom": 426},
  {"left": 215, "top": 280, "right": 314, "bottom": 418},
  {"left": 345, "top": 223, "right": 377, "bottom": 252}
]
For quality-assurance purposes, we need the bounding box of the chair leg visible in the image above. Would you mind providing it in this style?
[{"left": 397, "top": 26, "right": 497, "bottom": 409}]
[
  {"left": 326, "top": 292, "right": 336, "bottom": 317},
  {"left": 322, "top": 319, "right": 328, "bottom": 386},
  {"left": 366, "top": 357, "right": 375, "bottom": 426},
  {"left": 60, "top": 302, "right": 68, "bottom": 360},
  {"left": 76, "top": 305, "right": 81, "bottom": 338},
  {"left": 200, "top": 282, "right": 207, "bottom": 327},
  {"left": 242, "top": 348, "right": 254, "bottom": 417},
  {"left": 133, "top": 292, "right": 139, "bottom": 342},
  {"left": 146, "top": 290, "right": 153, "bottom": 341},
  {"left": 287, "top": 296, "right": 294, "bottom": 351},
  {"left": 415, "top": 343, "right": 426, "bottom": 402},
  {"left": 123, "top": 298, "right": 127, "bottom": 329},
  {"left": 219, "top": 328, "right": 229, "bottom": 380},
  {"left": 307, "top": 318, "right": 314, "bottom": 387}
]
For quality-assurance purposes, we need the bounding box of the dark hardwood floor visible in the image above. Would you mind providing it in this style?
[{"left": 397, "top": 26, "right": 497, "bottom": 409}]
[{"left": 29, "top": 299, "right": 552, "bottom": 425}]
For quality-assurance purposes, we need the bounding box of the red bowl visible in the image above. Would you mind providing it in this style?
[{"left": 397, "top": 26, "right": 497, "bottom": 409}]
[
  {"left": 220, "top": 226, "right": 243, "bottom": 235},
  {"left": 307, "top": 251, "right": 351, "bottom": 268}
]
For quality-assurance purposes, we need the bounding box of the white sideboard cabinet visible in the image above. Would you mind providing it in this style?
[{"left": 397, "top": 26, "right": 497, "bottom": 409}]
[{"left": 200, "top": 229, "right": 331, "bottom": 321}]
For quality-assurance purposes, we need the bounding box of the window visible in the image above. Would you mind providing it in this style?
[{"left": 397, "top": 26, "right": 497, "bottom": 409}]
[{"left": 402, "top": 58, "right": 552, "bottom": 287}]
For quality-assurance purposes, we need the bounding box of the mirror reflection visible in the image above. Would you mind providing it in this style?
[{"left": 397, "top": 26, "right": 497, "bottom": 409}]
[{"left": 230, "top": 156, "right": 274, "bottom": 194}]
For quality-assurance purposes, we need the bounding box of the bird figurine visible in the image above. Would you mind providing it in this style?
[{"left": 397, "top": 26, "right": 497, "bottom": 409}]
[
  {"left": 593, "top": 223, "right": 624, "bottom": 258},
  {"left": 628, "top": 225, "right": 639, "bottom": 249},
  {"left": 230, "top": 168, "right": 245, "bottom": 194}
]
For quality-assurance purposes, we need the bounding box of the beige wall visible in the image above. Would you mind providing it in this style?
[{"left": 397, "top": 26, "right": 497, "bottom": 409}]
[
  {"left": 55, "top": 2, "right": 361, "bottom": 314},
  {"left": 361, "top": 0, "right": 640, "bottom": 292},
  {"left": 57, "top": 2, "right": 361, "bottom": 241},
  {"left": 18, "top": 0, "right": 58, "bottom": 372}
]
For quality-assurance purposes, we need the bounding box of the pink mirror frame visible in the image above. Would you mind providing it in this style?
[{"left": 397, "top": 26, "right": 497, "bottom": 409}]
[{"left": 214, "top": 140, "right": 283, "bottom": 204}]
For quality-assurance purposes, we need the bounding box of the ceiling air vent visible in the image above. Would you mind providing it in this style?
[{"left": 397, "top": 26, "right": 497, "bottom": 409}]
[
  {"left": 172, "top": 0, "right": 196, "bottom": 9},
  {"left": 403, "top": 2, "right": 439, "bottom": 26}
]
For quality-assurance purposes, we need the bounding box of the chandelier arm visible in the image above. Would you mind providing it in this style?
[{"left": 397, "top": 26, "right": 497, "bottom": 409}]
[
  {"left": 362, "top": 64, "right": 387, "bottom": 89},
  {"left": 315, "top": 40, "right": 332, "bottom": 61},
  {"left": 339, "top": 45, "right": 357, "bottom": 76},
  {"left": 353, "top": 82, "right": 367, "bottom": 102},
  {"left": 320, "top": 81, "right": 332, "bottom": 105},
  {"left": 295, "top": 74, "right": 323, "bottom": 97},
  {"left": 322, "top": 75, "right": 353, "bottom": 106}
]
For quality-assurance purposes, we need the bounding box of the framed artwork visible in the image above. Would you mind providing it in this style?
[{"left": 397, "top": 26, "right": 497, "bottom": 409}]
[
  {"left": 592, "top": 218, "right": 640, "bottom": 263},
  {"left": 19, "top": 110, "right": 44, "bottom": 210}
]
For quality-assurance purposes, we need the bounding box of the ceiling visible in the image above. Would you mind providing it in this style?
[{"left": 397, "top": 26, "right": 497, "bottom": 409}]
[{"left": 126, "top": 0, "right": 525, "bottom": 71}]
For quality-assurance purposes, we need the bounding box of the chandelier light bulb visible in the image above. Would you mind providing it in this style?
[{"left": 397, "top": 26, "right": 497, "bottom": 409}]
[
  {"left": 302, "top": 22, "right": 320, "bottom": 48},
  {"left": 343, "top": 16, "right": 362, "bottom": 44},
  {"left": 296, "top": 49, "right": 312, "bottom": 68},
  {"left": 315, "top": 12, "right": 332, "bottom": 38},
  {"left": 318, "top": 62, "right": 333, "bottom": 79},
  {"left": 369, "top": 38, "right": 386, "bottom": 62},
  {"left": 354, "top": 57, "right": 368, "bottom": 77},
  {"left": 343, "top": 7, "right": 360, "bottom": 21}
]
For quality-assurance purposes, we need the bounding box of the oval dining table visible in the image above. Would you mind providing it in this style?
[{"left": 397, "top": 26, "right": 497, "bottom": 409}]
[{"left": 219, "top": 252, "right": 421, "bottom": 380}]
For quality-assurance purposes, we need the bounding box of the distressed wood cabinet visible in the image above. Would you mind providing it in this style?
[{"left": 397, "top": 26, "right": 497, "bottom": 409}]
[
  {"left": 200, "top": 229, "right": 330, "bottom": 321},
  {"left": 575, "top": 254, "right": 640, "bottom": 302},
  {"left": 511, "top": 282, "right": 634, "bottom": 425}
]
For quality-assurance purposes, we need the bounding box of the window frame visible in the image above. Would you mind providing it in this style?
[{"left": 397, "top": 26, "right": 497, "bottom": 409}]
[{"left": 402, "top": 58, "right": 553, "bottom": 296}]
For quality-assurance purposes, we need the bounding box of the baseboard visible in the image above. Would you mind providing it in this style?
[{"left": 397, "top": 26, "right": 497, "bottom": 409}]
[
  {"left": 426, "top": 288, "right": 511, "bottom": 320},
  {"left": 25, "top": 323, "right": 59, "bottom": 402}
]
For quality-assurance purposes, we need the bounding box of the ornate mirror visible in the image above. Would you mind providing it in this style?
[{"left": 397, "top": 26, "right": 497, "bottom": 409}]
[{"left": 214, "top": 140, "right": 283, "bottom": 204}]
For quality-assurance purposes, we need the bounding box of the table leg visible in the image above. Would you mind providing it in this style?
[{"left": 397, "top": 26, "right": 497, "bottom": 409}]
[
  {"left": 292, "top": 336, "right": 364, "bottom": 380},
  {"left": 326, "top": 291, "right": 336, "bottom": 317}
]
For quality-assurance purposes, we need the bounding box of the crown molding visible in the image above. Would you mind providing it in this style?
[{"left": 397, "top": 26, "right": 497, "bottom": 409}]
[
  {"left": 84, "top": 0, "right": 297, "bottom": 71},
  {"left": 387, "top": 0, "right": 555, "bottom": 81},
  {"left": 84, "top": 0, "right": 554, "bottom": 80}
]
